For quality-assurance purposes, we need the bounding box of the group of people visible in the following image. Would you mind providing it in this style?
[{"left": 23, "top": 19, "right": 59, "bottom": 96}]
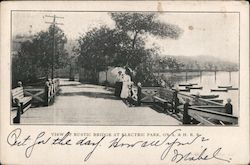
[
  {"left": 114, "top": 68, "right": 138, "bottom": 106},
  {"left": 114, "top": 68, "right": 140, "bottom": 106}
]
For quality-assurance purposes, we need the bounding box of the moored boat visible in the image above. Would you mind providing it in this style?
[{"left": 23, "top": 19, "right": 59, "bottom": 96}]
[
  {"left": 179, "top": 88, "right": 190, "bottom": 92},
  {"left": 179, "top": 83, "right": 193, "bottom": 87},
  {"left": 186, "top": 86, "right": 203, "bottom": 90},
  {"left": 189, "top": 83, "right": 198, "bottom": 86},
  {"left": 172, "top": 88, "right": 190, "bottom": 92},
  {"left": 211, "top": 88, "right": 228, "bottom": 92},
  {"left": 191, "top": 94, "right": 219, "bottom": 99},
  {"left": 227, "top": 87, "right": 239, "bottom": 90},
  {"left": 218, "top": 85, "right": 232, "bottom": 88}
]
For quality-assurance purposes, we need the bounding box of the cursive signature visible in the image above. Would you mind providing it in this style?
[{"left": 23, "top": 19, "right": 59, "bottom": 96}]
[{"left": 171, "top": 147, "right": 231, "bottom": 163}]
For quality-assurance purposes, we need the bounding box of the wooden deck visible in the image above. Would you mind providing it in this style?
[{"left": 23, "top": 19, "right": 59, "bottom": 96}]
[{"left": 17, "top": 79, "right": 181, "bottom": 125}]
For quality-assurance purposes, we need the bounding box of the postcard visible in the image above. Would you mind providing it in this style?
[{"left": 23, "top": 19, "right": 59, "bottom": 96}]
[{"left": 0, "top": 1, "right": 249, "bottom": 164}]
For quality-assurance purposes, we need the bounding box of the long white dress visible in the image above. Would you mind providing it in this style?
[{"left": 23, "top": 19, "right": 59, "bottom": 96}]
[{"left": 120, "top": 74, "right": 131, "bottom": 99}]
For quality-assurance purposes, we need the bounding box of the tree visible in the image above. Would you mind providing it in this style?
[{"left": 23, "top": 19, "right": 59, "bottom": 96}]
[
  {"left": 110, "top": 13, "right": 183, "bottom": 85},
  {"left": 155, "top": 56, "right": 184, "bottom": 73},
  {"left": 76, "top": 12, "right": 183, "bottom": 86},
  {"left": 12, "top": 25, "right": 68, "bottom": 85},
  {"left": 75, "top": 26, "right": 133, "bottom": 82},
  {"left": 110, "top": 12, "right": 183, "bottom": 65}
]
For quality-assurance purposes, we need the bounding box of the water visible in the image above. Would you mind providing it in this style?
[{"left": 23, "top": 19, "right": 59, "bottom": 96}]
[{"left": 162, "top": 71, "right": 239, "bottom": 116}]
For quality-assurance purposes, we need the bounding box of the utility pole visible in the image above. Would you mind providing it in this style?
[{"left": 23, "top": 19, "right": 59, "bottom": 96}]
[{"left": 44, "top": 15, "right": 64, "bottom": 79}]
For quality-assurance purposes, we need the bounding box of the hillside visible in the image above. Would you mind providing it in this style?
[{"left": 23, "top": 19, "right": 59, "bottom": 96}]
[{"left": 161, "top": 55, "right": 238, "bottom": 71}]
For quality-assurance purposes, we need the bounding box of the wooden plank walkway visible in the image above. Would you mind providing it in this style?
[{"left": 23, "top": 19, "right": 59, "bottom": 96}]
[{"left": 19, "top": 79, "right": 180, "bottom": 125}]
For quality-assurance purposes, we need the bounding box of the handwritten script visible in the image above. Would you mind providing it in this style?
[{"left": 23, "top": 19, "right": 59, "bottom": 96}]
[{"left": 7, "top": 128, "right": 231, "bottom": 163}]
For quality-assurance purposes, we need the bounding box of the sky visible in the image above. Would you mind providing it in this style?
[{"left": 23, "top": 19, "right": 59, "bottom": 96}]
[{"left": 12, "top": 11, "right": 239, "bottom": 63}]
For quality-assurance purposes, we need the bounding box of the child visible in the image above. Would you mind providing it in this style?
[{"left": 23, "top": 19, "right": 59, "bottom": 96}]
[{"left": 225, "top": 98, "right": 233, "bottom": 115}]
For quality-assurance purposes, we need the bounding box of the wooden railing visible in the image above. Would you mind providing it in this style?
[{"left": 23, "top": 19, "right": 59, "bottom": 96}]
[
  {"left": 139, "top": 86, "right": 238, "bottom": 125},
  {"left": 188, "top": 106, "right": 238, "bottom": 125},
  {"left": 23, "top": 79, "right": 60, "bottom": 106},
  {"left": 140, "top": 87, "right": 161, "bottom": 103}
]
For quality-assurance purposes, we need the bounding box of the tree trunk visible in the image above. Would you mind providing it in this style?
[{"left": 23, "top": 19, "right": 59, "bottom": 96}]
[
  {"left": 132, "top": 31, "right": 139, "bottom": 49},
  {"left": 127, "top": 31, "right": 139, "bottom": 65}
]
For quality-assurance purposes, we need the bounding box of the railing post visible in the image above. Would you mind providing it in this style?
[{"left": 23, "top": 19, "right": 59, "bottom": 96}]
[
  {"left": 48, "top": 79, "right": 53, "bottom": 103},
  {"left": 44, "top": 81, "right": 50, "bottom": 106},
  {"left": 13, "top": 98, "right": 21, "bottom": 124},
  {"left": 55, "top": 79, "right": 58, "bottom": 93},
  {"left": 173, "top": 89, "right": 179, "bottom": 114},
  {"left": 137, "top": 82, "right": 142, "bottom": 106}
]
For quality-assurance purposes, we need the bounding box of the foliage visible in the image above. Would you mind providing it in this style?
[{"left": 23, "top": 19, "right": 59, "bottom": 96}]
[
  {"left": 12, "top": 25, "right": 68, "bottom": 85},
  {"left": 76, "top": 12, "right": 183, "bottom": 85},
  {"left": 75, "top": 26, "right": 132, "bottom": 82},
  {"left": 110, "top": 13, "right": 182, "bottom": 40},
  {"left": 154, "top": 56, "right": 185, "bottom": 72},
  {"left": 110, "top": 12, "right": 182, "bottom": 65}
]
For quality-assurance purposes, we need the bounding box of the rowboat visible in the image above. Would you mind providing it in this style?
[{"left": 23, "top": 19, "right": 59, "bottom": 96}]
[
  {"left": 227, "top": 87, "right": 239, "bottom": 90},
  {"left": 211, "top": 89, "right": 228, "bottom": 92},
  {"left": 180, "top": 89, "right": 190, "bottom": 92},
  {"left": 179, "top": 83, "right": 193, "bottom": 87},
  {"left": 218, "top": 85, "right": 232, "bottom": 88},
  {"left": 192, "top": 94, "right": 219, "bottom": 99},
  {"left": 180, "top": 88, "right": 191, "bottom": 92},
  {"left": 186, "top": 86, "right": 203, "bottom": 90},
  {"left": 172, "top": 88, "right": 190, "bottom": 92}
]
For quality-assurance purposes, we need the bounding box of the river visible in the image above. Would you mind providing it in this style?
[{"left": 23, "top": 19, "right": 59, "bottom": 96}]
[{"left": 162, "top": 71, "right": 239, "bottom": 116}]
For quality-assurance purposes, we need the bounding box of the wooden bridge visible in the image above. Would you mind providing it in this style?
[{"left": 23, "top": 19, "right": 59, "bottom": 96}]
[
  {"left": 12, "top": 79, "right": 180, "bottom": 125},
  {"left": 11, "top": 79, "right": 238, "bottom": 126}
]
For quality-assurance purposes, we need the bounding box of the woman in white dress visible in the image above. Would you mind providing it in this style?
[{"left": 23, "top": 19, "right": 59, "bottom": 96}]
[{"left": 120, "top": 71, "right": 131, "bottom": 99}]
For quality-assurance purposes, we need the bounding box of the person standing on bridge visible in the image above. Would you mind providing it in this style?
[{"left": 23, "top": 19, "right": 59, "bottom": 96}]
[
  {"left": 183, "top": 98, "right": 191, "bottom": 124},
  {"left": 173, "top": 87, "right": 180, "bottom": 114},
  {"left": 120, "top": 69, "right": 132, "bottom": 105},
  {"left": 225, "top": 98, "right": 233, "bottom": 115},
  {"left": 114, "top": 71, "right": 123, "bottom": 98}
]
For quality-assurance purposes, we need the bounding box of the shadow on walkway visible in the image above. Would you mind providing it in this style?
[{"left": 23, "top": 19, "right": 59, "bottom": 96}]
[
  {"left": 60, "top": 91, "right": 119, "bottom": 100},
  {"left": 149, "top": 105, "right": 183, "bottom": 122},
  {"left": 60, "top": 83, "right": 81, "bottom": 87},
  {"left": 74, "top": 86, "right": 97, "bottom": 89}
]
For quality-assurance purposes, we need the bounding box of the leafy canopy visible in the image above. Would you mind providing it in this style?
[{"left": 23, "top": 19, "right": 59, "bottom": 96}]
[
  {"left": 12, "top": 25, "right": 68, "bottom": 84},
  {"left": 76, "top": 12, "right": 183, "bottom": 85},
  {"left": 110, "top": 12, "right": 183, "bottom": 40}
]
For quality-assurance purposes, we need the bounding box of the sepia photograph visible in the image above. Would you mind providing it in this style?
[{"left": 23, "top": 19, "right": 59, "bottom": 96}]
[{"left": 11, "top": 11, "right": 239, "bottom": 126}]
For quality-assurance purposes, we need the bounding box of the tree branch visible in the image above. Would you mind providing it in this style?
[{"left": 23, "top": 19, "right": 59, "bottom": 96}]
[{"left": 132, "top": 30, "right": 139, "bottom": 49}]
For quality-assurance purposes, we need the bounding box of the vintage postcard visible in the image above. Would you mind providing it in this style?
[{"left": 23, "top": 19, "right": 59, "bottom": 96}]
[{"left": 0, "top": 1, "right": 249, "bottom": 165}]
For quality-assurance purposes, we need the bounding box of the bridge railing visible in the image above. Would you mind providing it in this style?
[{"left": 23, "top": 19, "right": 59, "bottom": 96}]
[
  {"left": 188, "top": 106, "right": 238, "bottom": 125},
  {"left": 23, "top": 78, "right": 60, "bottom": 106},
  {"left": 138, "top": 86, "right": 238, "bottom": 125}
]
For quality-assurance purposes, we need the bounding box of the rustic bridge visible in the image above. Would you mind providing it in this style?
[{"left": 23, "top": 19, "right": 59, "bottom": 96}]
[
  {"left": 12, "top": 79, "right": 180, "bottom": 125},
  {"left": 11, "top": 79, "right": 238, "bottom": 125}
]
